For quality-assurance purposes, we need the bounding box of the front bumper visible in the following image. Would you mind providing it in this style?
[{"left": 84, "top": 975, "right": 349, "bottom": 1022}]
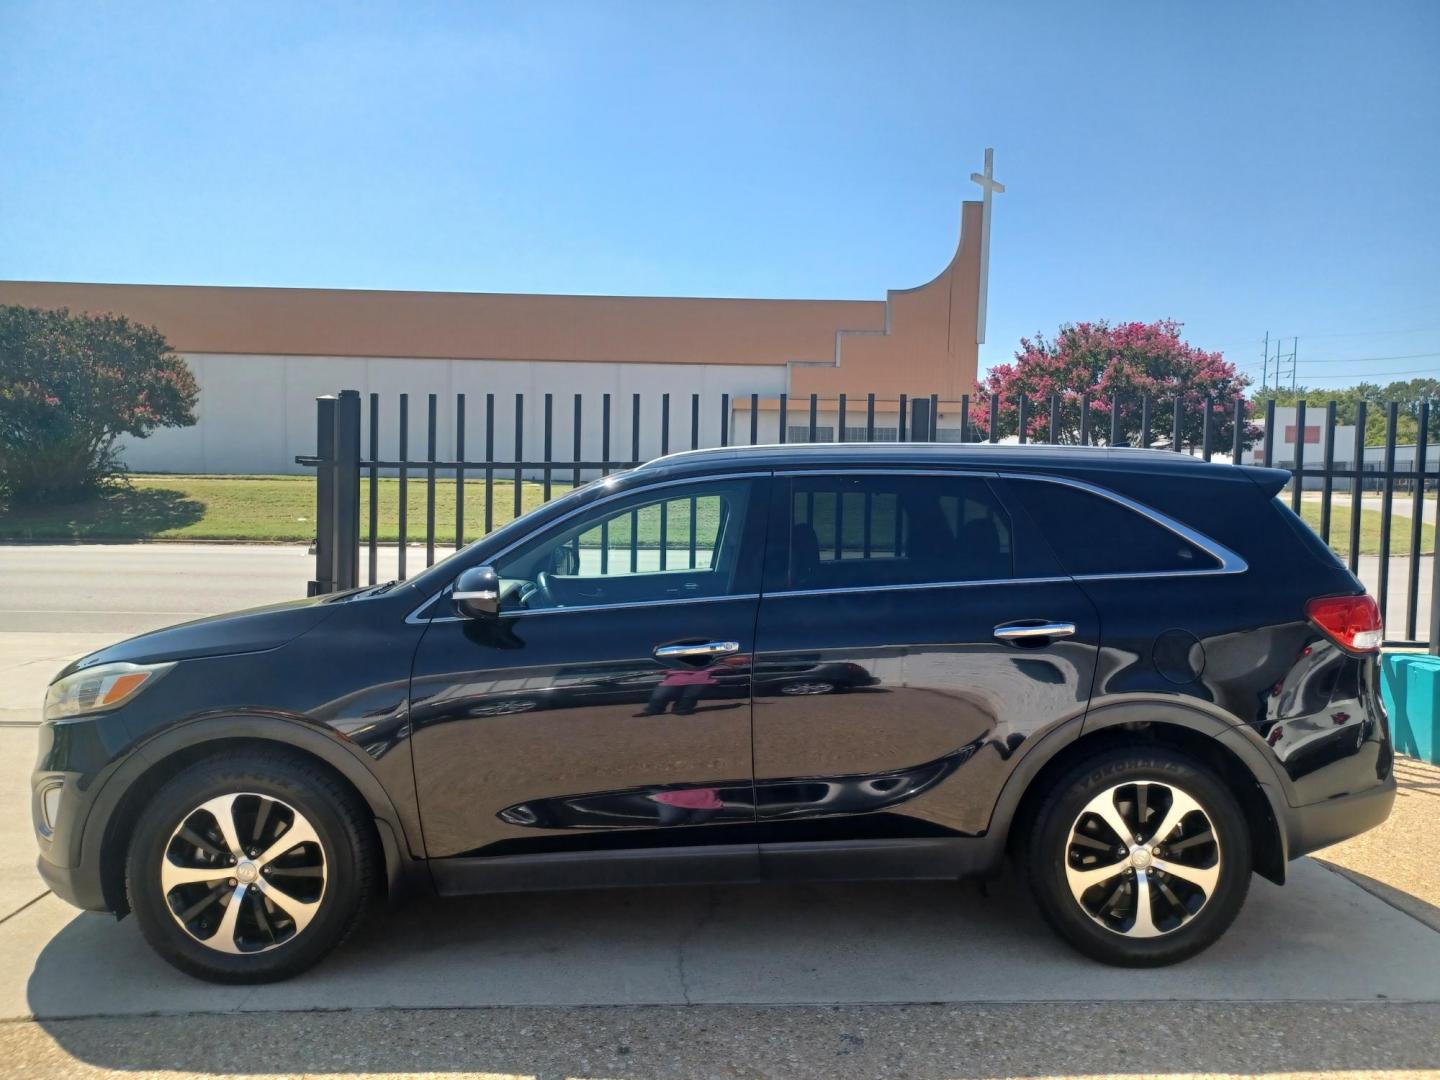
[
  {"left": 32, "top": 716, "right": 129, "bottom": 915},
  {"left": 33, "top": 766, "right": 112, "bottom": 913},
  {"left": 36, "top": 850, "right": 109, "bottom": 912}
]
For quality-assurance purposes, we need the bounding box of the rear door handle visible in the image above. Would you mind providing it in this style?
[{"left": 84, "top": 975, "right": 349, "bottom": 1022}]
[
  {"left": 654, "top": 641, "right": 741, "bottom": 660},
  {"left": 993, "top": 621, "right": 1076, "bottom": 642}
]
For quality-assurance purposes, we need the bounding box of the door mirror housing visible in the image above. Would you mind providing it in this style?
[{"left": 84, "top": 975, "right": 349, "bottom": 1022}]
[{"left": 453, "top": 566, "right": 501, "bottom": 619}]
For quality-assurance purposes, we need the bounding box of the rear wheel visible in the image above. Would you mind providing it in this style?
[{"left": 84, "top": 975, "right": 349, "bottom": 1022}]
[
  {"left": 126, "top": 751, "right": 377, "bottom": 983},
  {"left": 1024, "top": 746, "right": 1251, "bottom": 966}
]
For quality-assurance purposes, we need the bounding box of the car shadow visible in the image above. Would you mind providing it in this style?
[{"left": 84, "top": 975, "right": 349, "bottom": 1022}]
[
  {"left": 22, "top": 863, "right": 1440, "bottom": 1075},
  {"left": 1314, "top": 858, "right": 1440, "bottom": 932}
]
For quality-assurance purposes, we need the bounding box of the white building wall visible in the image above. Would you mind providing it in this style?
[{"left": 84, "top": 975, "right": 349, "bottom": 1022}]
[
  {"left": 1240, "top": 405, "right": 1440, "bottom": 487},
  {"left": 1245, "top": 406, "right": 1359, "bottom": 469},
  {"left": 116, "top": 353, "right": 790, "bottom": 476}
]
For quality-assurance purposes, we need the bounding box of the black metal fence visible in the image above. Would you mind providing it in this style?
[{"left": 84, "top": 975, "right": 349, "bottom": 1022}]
[{"left": 299, "top": 388, "right": 1439, "bottom": 653}]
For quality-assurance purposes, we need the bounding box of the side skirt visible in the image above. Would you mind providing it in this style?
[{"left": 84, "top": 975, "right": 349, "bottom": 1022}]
[{"left": 428, "top": 836, "right": 1004, "bottom": 897}]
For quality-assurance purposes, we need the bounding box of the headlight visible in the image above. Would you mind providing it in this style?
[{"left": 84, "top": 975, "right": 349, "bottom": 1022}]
[{"left": 44, "top": 661, "right": 174, "bottom": 722}]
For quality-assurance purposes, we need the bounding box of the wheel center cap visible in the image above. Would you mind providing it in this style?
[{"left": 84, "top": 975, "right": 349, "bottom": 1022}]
[
  {"left": 235, "top": 861, "right": 259, "bottom": 884},
  {"left": 1130, "top": 848, "right": 1153, "bottom": 869}
]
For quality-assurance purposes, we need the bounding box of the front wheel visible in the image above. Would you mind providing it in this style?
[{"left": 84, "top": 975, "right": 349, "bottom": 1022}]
[
  {"left": 126, "top": 751, "right": 377, "bottom": 983},
  {"left": 1023, "top": 746, "right": 1251, "bottom": 967}
]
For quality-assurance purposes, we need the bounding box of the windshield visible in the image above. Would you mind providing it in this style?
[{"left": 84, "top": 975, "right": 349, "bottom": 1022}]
[{"left": 402, "top": 470, "right": 636, "bottom": 594}]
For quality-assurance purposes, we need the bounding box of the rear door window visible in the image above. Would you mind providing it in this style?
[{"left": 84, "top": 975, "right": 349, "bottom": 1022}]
[
  {"left": 1005, "top": 478, "right": 1220, "bottom": 576},
  {"left": 768, "top": 474, "right": 1014, "bottom": 591}
]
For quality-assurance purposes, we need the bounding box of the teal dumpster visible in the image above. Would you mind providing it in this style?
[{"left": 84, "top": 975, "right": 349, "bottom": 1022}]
[{"left": 1381, "top": 653, "right": 1440, "bottom": 764}]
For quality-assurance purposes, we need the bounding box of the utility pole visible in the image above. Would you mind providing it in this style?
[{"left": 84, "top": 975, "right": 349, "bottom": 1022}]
[
  {"left": 1272, "top": 336, "right": 1299, "bottom": 390},
  {"left": 1261, "top": 331, "right": 1270, "bottom": 392}
]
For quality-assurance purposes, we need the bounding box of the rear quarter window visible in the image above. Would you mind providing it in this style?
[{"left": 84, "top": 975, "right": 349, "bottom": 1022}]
[{"left": 1006, "top": 478, "right": 1221, "bottom": 576}]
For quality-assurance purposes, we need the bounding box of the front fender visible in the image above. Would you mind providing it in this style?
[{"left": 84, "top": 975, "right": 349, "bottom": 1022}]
[{"left": 81, "top": 712, "right": 428, "bottom": 914}]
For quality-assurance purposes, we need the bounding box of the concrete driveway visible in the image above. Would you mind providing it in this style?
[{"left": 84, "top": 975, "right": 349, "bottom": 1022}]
[
  {"left": 2, "top": 542, "right": 1439, "bottom": 1077},
  {"left": 6, "top": 837, "right": 1440, "bottom": 1019}
]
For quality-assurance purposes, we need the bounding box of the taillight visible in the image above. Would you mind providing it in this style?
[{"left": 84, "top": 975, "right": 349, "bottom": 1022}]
[{"left": 1306, "top": 594, "right": 1382, "bottom": 652}]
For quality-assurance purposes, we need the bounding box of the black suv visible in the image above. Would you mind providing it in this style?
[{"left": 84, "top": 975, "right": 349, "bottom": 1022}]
[{"left": 34, "top": 444, "right": 1395, "bottom": 982}]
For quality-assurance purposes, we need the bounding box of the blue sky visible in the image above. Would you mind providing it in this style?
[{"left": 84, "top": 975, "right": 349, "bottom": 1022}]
[{"left": 2, "top": 1, "right": 1437, "bottom": 384}]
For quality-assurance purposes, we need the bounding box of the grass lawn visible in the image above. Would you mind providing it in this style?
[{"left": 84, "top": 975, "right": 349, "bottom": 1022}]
[
  {"left": 1293, "top": 499, "right": 1434, "bottom": 558},
  {"left": 0, "top": 474, "right": 576, "bottom": 543}
]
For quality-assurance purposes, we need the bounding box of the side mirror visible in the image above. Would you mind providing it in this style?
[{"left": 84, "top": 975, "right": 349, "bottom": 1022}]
[{"left": 453, "top": 566, "right": 501, "bottom": 619}]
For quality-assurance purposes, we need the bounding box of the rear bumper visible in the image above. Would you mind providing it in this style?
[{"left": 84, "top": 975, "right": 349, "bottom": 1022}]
[{"left": 1283, "top": 775, "right": 1397, "bottom": 860}]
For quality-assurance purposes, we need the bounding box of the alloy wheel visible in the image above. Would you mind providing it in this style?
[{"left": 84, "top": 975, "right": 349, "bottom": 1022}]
[
  {"left": 1063, "top": 780, "right": 1221, "bottom": 938},
  {"left": 160, "top": 792, "right": 327, "bottom": 955}
]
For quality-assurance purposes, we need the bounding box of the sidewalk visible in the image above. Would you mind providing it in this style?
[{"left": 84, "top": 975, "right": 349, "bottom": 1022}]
[{"left": 1315, "top": 755, "right": 1440, "bottom": 930}]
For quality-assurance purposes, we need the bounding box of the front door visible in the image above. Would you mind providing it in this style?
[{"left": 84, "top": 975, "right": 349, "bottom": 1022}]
[
  {"left": 409, "top": 474, "right": 769, "bottom": 877},
  {"left": 751, "top": 470, "right": 1100, "bottom": 863}
]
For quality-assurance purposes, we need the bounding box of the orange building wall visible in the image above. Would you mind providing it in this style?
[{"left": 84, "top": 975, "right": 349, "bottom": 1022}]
[
  {"left": 791, "top": 200, "right": 982, "bottom": 402},
  {"left": 0, "top": 201, "right": 982, "bottom": 399}
]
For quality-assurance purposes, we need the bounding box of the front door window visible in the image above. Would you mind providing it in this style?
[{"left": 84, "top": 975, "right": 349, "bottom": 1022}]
[{"left": 491, "top": 478, "right": 756, "bottom": 610}]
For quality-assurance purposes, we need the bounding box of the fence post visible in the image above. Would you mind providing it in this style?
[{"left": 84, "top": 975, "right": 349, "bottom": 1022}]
[
  {"left": 910, "top": 396, "right": 932, "bottom": 442},
  {"left": 309, "top": 395, "right": 337, "bottom": 596},
  {"left": 1430, "top": 523, "right": 1440, "bottom": 656},
  {"left": 333, "top": 390, "right": 362, "bottom": 592}
]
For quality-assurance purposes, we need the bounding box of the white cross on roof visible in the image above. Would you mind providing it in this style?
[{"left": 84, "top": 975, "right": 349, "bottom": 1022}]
[{"left": 969, "top": 148, "right": 1004, "bottom": 346}]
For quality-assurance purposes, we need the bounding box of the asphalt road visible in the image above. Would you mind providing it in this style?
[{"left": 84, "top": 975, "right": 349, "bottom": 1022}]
[
  {"left": 0, "top": 543, "right": 425, "bottom": 722},
  {"left": 0, "top": 542, "right": 399, "bottom": 636},
  {"left": 4, "top": 1003, "right": 1439, "bottom": 1079}
]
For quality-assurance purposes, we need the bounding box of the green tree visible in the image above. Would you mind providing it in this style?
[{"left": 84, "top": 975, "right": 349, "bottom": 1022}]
[
  {"left": 972, "top": 320, "right": 1256, "bottom": 449},
  {"left": 0, "top": 305, "right": 198, "bottom": 504}
]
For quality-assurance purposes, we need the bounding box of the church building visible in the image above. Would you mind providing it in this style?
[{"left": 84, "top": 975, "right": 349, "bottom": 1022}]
[{"left": 0, "top": 156, "right": 1003, "bottom": 474}]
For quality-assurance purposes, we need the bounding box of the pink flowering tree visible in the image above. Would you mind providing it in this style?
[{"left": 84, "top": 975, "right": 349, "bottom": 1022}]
[
  {"left": 971, "top": 320, "right": 1256, "bottom": 450},
  {"left": 0, "top": 305, "right": 197, "bottom": 504}
]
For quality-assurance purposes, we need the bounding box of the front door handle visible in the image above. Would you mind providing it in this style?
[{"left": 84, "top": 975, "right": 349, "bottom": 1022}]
[
  {"left": 654, "top": 641, "right": 741, "bottom": 660},
  {"left": 994, "top": 621, "right": 1076, "bottom": 642}
]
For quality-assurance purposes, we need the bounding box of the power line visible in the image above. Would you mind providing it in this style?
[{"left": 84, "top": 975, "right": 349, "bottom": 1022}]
[
  {"left": 1280, "top": 325, "right": 1440, "bottom": 341},
  {"left": 1236, "top": 351, "right": 1440, "bottom": 373},
  {"left": 1290, "top": 357, "right": 1434, "bottom": 374},
  {"left": 1207, "top": 326, "right": 1440, "bottom": 349},
  {"left": 1288, "top": 366, "right": 1440, "bottom": 381}
]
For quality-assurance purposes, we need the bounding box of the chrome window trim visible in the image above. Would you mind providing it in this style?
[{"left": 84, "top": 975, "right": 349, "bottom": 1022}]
[
  {"left": 761, "top": 465, "right": 1245, "bottom": 598},
  {"left": 762, "top": 576, "right": 1073, "bottom": 600},
  {"left": 405, "top": 463, "right": 1248, "bottom": 621},
  {"left": 415, "top": 591, "right": 761, "bottom": 625},
  {"left": 406, "top": 470, "right": 768, "bottom": 624}
]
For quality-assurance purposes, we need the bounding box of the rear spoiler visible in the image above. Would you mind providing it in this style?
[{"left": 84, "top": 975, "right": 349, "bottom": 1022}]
[{"left": 1239, "top": 465, "right": 1291, "bottom": 497}]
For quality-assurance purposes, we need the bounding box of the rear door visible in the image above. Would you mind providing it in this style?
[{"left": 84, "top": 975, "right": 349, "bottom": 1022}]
[{"left": 750, "top": 469, "right": 1100, "bottom": 866}]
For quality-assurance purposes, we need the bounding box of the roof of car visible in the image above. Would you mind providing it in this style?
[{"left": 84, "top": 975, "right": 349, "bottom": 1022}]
[{"left": 636, "top": 441, "right": 1261, "bottom": 481}]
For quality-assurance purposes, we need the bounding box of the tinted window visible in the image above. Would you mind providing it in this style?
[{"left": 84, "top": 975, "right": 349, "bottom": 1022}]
[
  {"left": 775, "top": 474, "right": 1012, "bottom": 591},
  {"left": 1008, "top": 478, "right": 1219, "bottom": 576},
  {"left": 493, "top": 479, "right": 755, "bottom": 609}
]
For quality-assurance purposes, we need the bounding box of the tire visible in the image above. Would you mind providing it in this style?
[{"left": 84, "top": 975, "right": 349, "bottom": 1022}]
[
  {"left": 1023, "top": 746, "right": 1251, "bottom": 967},
  {"left": 125, "top": 751, "right": 377, "bottom": 983}
]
